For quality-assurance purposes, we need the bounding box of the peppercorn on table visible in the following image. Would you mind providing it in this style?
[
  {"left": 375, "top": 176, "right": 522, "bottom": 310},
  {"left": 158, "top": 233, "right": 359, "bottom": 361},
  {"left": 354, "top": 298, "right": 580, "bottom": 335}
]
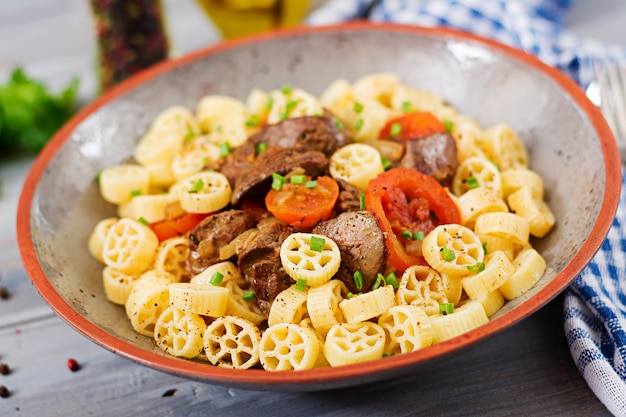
[{"left": 1, "top": 1, "right": 625, "bottom": 416}]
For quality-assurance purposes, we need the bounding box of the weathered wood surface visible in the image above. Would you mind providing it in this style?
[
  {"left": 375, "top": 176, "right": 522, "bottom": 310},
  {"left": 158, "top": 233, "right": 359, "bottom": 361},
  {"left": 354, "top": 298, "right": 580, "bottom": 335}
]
[{"left": 1, "top": 1, "right": 624, "bottom": 415}]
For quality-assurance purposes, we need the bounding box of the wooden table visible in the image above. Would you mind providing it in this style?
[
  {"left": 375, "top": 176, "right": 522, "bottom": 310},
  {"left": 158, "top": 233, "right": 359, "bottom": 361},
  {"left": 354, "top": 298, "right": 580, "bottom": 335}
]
[{"left": 1, "top": 1, "right": 624, "bottom": 415}]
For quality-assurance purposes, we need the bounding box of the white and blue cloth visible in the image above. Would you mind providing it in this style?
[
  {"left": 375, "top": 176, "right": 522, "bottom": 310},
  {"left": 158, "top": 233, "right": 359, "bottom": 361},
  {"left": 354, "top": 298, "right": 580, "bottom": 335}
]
[{"left": 307, "top": 1, "right": 626, "bottom": 414}]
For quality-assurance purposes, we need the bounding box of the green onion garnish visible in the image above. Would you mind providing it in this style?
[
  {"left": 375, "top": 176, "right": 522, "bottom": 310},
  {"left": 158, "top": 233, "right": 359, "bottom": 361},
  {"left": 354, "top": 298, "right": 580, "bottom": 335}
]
[
  {"left": 219, "top": 141, "right": 231, "bottom": 158},
  {"left": 354, "top": 117, "right": 363, "bottom": 131},
  {"left": 385, "top": 271, "right": 399, "bottom": 289},
  {"left": 245, "top": 114, "right": 261, "bottom": 127},
  {"left": 401, "top": 101, "right": 413, "bottom": 113},
  {"left": 334, "top": 118, "right": 344, "bottom": 129},
  {"left": 281, "top": 84, "right": 293, "bottom": 95},
  {"left": 467, "top": 262, "right": 485, "bottom": 273},
  {"left": 130, "top": 189, "right": 141, "bottom": 198},
  {"left": 290, "top": 175, "right": 307, "bottom": 185},
  {"left": 95, "top": 170, "right": 102, "bottom": 183},
  {"left": 296, "top": 278, "right": 307, "bottom": 291},
  {"left": 359, "top": 193, "right": 366, "bottom": 210},
  {"left": 390, "top": 122, "right": 403, "bottom": 137},
  {"left": 184, "top": 123, "right": 196, "bottom": 142},
  {"left": 271, "top": 172, "right": 286, "bottom": 190},
  {"left": 401, "top": 230, "right": 413, "bottom": 240},
  {"left": 353, "top": 270, "right": 364, "bottom": 291},
  {"left": 242, "top": 290, "right": 255, "bottom": 301},
  {"left": 414, "top": 231, "right": 425, "bottom": 241},
  {"left": 214, "top": 124, "right": 222, "bottom": 133},
  {"left": 209, "top": 272, "right": 224, "bottom": 286},
  {"left": 309, "top": 236, "right": 325, "bottom": 252},
  {"left": 255, "top": 141, "right": 267, "bottom": 155},
  {"left": 279, "top": 100, "right": 298, "bottom": 121},
  {"left": 347, "top": 292, "right": 355, "bottom": 299},
  {"left": 442, "top": 246, "right": 456, "bottom": 262},
  {"left": 489, "top": 159, "right": 501, "bottom": 172},
  {"left": 373, "top": 273, "right": 385, "bottom": 290},
  {"left": 305, "top": 180, "right": 317, "bottom": 189},
  {"left": 353, "top": 101, "right": 364, "bottom": 113},
  {"left": 189, "top": 179, "right": 204, "bottom": 193},
  {"left": 265, "top": 96, "right": 274, "bottom": 110},
  {"left": 466, "top": 175, "right": 479, "bottom": 189},
  {"left": 443, "top": 119, "right": 454, "bottom": 133},
  {"left": 202, "top": 156, "right": 209, "bottom": 166},
  {"left": 482, "top": 242, "right": 488, "bottom": 254},
  {"left": 381, "top": 155, "right": 392, "bottom": 171},
  {"left": 439, "top": 303, "right": 454, "bottom": 315},
  {"left": 137, "top": 217, "right": 149, "bottom": 225}
]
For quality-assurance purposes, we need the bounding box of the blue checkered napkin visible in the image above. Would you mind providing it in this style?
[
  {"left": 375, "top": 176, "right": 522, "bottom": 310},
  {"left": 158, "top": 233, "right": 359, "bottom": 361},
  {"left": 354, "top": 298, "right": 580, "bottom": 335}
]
[{"left": 305, "top": 0, "right": 626, "bottom": 88}]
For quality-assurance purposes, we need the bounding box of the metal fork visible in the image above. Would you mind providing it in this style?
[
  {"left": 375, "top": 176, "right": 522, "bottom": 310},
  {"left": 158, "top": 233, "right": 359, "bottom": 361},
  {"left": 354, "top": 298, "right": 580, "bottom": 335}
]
[{"left": 586, "top": 60, "right": 626, "bottom": 160}]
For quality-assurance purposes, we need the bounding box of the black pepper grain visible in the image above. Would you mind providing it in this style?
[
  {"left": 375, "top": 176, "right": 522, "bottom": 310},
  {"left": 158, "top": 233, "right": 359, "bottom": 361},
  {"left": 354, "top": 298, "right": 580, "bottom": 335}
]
[
  {"left": 0, "top": 287, "right": 9, "bottom": 300},
  {"left": 0, "top": 363, "right": 10, "bottom": 375},
  {"left": 0, "top": 385, "right": 10, "bottom": 398}
]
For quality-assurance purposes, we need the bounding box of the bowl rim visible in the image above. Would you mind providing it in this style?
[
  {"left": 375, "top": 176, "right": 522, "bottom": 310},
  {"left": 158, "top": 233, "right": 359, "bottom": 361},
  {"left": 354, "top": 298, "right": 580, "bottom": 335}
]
[{"left": 16, "top": 21, "right": 621, "bottom": 390}]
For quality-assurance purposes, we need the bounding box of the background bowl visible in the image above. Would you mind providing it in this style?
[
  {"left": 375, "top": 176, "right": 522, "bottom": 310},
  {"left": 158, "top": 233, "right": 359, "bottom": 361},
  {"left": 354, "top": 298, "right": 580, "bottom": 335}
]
[{"left": 17, "top": 22, "right": 620, "bottom": 392}]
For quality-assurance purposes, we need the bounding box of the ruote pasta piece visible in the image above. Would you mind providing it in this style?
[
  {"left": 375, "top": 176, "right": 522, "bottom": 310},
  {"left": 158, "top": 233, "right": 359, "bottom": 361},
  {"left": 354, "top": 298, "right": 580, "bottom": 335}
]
[
  {"left": 99, "top": 164, "right": 150, "bottom": 205},
  {"left": 223, "top": 280, "right": 265, "bottom": 326},
  {"left": 352, "top": 72, "right": 399, "bottom": 107},
  {"left": 457, "top": 187, "right": 508, "bottom": 229},
  {"left": 473, "top": 212, "right": 530, "bottom": 247},
  {"left": 170, "top": 139, "right": 220, "bottom": 181},
  {"left": 174, "top": 171, "right": 232, "bottom": 213},
  {"left": 150, "top": 105, "right": 200, "bottom": 138},
  {"left": 501, "top": 167, "right": 544, "bottom": 199},
  {"left": 306, "top": 279, "right": 348, "bottom": 335},
  {"left": 479, "top": 123, "right": 528, "bottom": 170},
  {"left": 203, "top": 316, "right": 261, "bottom": 370},
  {"left": 153, "top": 236, "right": 189, "bottom": 283},
  {"left": 191, "top": 261, "right": 246, "bottom": 287},
  {"left": 395, "top": 265, "right": 449, "bottom": 316},
  {"left": 323, "top": 321, "right": 385, "bottom": 367},
  {"left": 102, "top": 266, "right": 141, "bottom": 305},
  {"left": 329, "top": 143, "right": 384, "bottom": 191},
  {"left": 422, "top": 224, "right": 485, "bottom": 277},
  {"left": 507, "top": 187, "right": 555, "bottom": 238},
  {"left": 378, "top": 305, "right": 434, "bottom": 355},
  {"left": 102, "top": 218, "right": 159, "bottom": 275},
  {"left": 499, "top": 248, "right": 547, "bottom": 300},
  {"left": 449, "top": 117, "right": 487, "bottom": 163},
  {"left": 462, "top": 250, "right": 516, "bottom": 301},
  {"left": 195, "top": 95, "right": 246, "bottom": 133},
  {"left": 476, "top": 288, "right": 506, "bottom": 317},
  {"left": 452, "top": 156, "right": 502, "bottom": 198},
  {"left": 88, "top": 217, "right": 118, "bottom": 264},
  {"left": 429, "top": 300, "right": 489, "bottom": 343},
  {"left": 266, "top": 88, "right": 324, "bottom": 125},
  {"left": 259, "top": 323, "right": 320, "bottom": 371},
  {"left": 130, "top": 193, "right": 179, "bottom": 224},
  {"left": 478, "top": 233, "right": 516, "bottom": 261},
  {"left": 280, "top": 233, "right": 341, "bottom": 287},
  {"left": 134, "top": 129, "right": 184, "bottom": 167},
  {"left": 267, "top": 284, "right": 309, "bottom": 327},
  {"left": 299, "top": 318, "right": 331, "bottom": 368},
  {"left": 168, "top": 282, "right": 229, "bottom": 317},
  {"left": 154, "top": 306, "right": 206, "bottom": 359},
  {"left": 339, "top": 285, "right": 395, "bottom": 323},
  {"left": 319, "top": 78, "right": 354, "bottom": 122},
  {"left": 125, "top": 270, "right": 176, "bottom": 337}
]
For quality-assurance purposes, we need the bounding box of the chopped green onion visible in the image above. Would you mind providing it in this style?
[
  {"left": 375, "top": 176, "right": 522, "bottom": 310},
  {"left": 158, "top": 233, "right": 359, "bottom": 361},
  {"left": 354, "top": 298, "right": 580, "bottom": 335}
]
[
  {"left": 242, "top": 290, "right": 256, "bottom": 301},
  {"left": 279, "top": 99, "right": 298, "bottom": 121},
  {"left": 95, "top": 170, "right": 102, "bottom": 183},
  {"left": 189, "top": 179, "right": 204, "bottom": 193},
  {"left": 290, "top": 175, "right": 307, "bottom": 184},
  {"left": 255, "top": 141, "right": 267, "bottom": 155},
  {"left": 295, "top": 278, "right": 307, "bottom": 291},
  {"left": 130, "top": 189, "right": 141, "bottom": 198},
  {"left": 359, "top": 193, "right": 366, "bottom": 210},
  {"left": 214, "top": 124, "right": 222, "bottom": 133},
  {"left": 385, "top": 271, "right": 399, "bottom": 289},
  {"left": 347, "top": 292, "right": 355, "bottom": 299},
  {"left": 381, "top": 155, "right": 392, "bottom": 171},
  {"left": 482, "top": 242, "right": 488, "bottom": 254},
  {"left": 184, "top": 123, "right": 196, "bottom": 142},
  {"left": 373, "top": 273, "right": 386, "bottom": 290},
  {"left": 202, "top": 156, "right": 209, "bottom": 166},
  {"left": 219, "top": 141, "right": 231, "bottom": 158},
  {"left": 281, "top": 83, "right": 293, "bottom": 95},
  {"left": 305, "top": 180, "right": 317, "bottom": 189},
  {"left": 443, "top": 119, "right": 454, "bottom": 133},
  {"left": 209, "top": 272, "right": 224, "bottom": 286},
  {"left": 271, "top": 172, "right": 286, "bottom": 190},
  {"left": 390, "top": 122, "right": 402, "bottom": 137},
  {"left": 265, "top": 96, "right": 274, "bottom": 110},
  {"left": 467, "top": 262, "right": 485, "bottom": 273},
  {"left": 245, "top": 114, "right": 261, "bottom": 127},
  {"left": 401, "top": 101, "right": 413, "bottom": 113},
  {"left": 353, "top": 101, "right": 364, "bottom": 113},
  {"left": 413, "top": 231, "right": 425, "bottom": 241},
  {"left": 439, "top": 302, "right": 454, "bottom": 315},
  {"left": 442, "top": 246, "right": 456, "bottom": 262},
  {"left": 489, "top": 159, "right": 501, "bottom": 171},
  {"left": 334, "top": 118, "right": 344, "bottom": 129},
  {"left": 466, "top": 175, "right": 479, "bottom": 189},
  {"left": 354, "top": 117, "right": 363, "bottom": 131},
  {"left": 309, "top": 236, "right": 325, "bottom": 252},
  {"left": 353, "top": 270, "right": 364, "bottom": 291},
  {"left": 137, "top": 217, "right": 149, "bottom": 225},
  {"left": 401, "top": 230, "right": 413, "bottom": 240}
]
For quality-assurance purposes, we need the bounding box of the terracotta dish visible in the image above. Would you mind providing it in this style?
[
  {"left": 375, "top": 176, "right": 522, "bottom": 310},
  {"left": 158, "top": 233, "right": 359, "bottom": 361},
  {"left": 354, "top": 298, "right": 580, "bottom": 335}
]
[{"left": 17, "top": 22, "right": 621, "bottom": 391}]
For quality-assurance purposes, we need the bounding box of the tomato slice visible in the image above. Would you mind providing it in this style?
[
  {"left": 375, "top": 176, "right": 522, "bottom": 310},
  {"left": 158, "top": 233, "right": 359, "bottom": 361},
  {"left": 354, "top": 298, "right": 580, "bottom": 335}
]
[
  {"left": 149, "top": 212, "right": 210, "bottom": 242},
  {"left": 365, "top": 167, "right": 461, "bottom": 272},
  {"left": 265, "top": 176, "right": 339, "bottom": 229},
  {"left": 379, "top": 111, "right": 446, "bottom": 143}
]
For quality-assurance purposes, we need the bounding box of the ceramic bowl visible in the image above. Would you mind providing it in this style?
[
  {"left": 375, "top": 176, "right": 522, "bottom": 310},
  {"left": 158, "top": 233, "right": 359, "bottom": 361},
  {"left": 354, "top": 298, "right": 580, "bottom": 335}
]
[{"left": 17, "top": 22, "right": 621, "bottom": 391}]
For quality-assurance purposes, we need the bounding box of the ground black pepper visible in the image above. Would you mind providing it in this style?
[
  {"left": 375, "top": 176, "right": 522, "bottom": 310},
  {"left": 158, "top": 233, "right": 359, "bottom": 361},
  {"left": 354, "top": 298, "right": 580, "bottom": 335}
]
[
  {"left": 0, "top": 385, "right": 10, "bottom": 398},
  {"left": 0, "top": 287, "right": 9, "bottom": 300},
  {"left": 0, "top": 363, "right": 10, "bottom": 375}
]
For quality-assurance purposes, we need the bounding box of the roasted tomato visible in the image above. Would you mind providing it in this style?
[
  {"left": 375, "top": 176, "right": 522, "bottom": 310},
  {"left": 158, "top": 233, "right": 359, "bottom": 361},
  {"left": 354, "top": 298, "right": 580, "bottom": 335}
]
[
  {"left": 149, "top": 212, "right": 210, "bottom": 242},
  {"left": 379, "top": 111, "right": 446, "bottom": 144}
]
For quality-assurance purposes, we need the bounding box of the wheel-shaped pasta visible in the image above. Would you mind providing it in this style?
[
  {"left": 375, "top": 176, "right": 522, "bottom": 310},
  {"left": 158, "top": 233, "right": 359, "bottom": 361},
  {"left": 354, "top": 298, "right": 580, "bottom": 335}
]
[
  {"left": 169, "top": 282, "right": 229, "bottom": 317},
  {"left": 245, "top": 88, "right": 270, "bottom": 121},
  {"left": 267, "top": 284, "right": 309, "bottom": 327},
  {"left": 428, "top": 300, "right": 489, "bottom": 343},
  {"left": 125, "top": 270, "right": 176, "bottom": 336},
  {"left": 102, "top": 266, "right": 140, "bottom": 305},
  {"left": 319, "top": 78, "right": 354, "bottom": 122},
  {"left": 499, "top": 248, "right": 547, "bottom": 300},
  {"left": 102, "top": 218, "right": 159, "bottom": 274},
  {"left": 507, "top": 187, "right": 555, "bottom": 238},
  {"left": 378, "top": 305, "right": 434, "bottom": 355},
  {"left": 329, "top": 143, "right": 384, "bottom": 191},
  {"left": 266, "top": 88, "right": 324, "bottom": 125},
  {"left": 99, "top": 164, "right": 151, "bottom": 205},
  {"left": 461, "top": 250, "right": 515, "bottom": 301},
  {"left": 352, "top": 72, "right": 399, "bottom": 106},
  {"left": 395, "top": 266, "right": 449, "bottom": 316},
  {"left": 389, "top": 84, "right": 446, "bottom": 114},
  {"left": 154, "top": 306, "right": 207, "bottom": 359},
  {"left": 452, "top": 156, "right": 502, "bottom": 198},
  {"left": 174, "top": 171, "right": 232, "bottom": 213},
  {"left": 339, "top": 285, "right": 395, "bottom": 323},
  {"left": 223, "top": 280, "right": 265, "bottom": 326},
  {"left": 478, "top": 233, "right": 516, "bottom": 261},
  {"left": 203, "top": 316, "right": 261, "bottom": 369},
  {"left": 170, "top": 139, "right": 220, "bottom": 181},
  {"left": 347, "top": 99, "right": 394, "bottom": 142},
  {"left": 191, "top": 261, "right": 246, "bottom": 287},
  {"left": 88, "top": 217, "right": 118, "bottom": 264},
  {"left": 449, "top": 118, "right": 487, "bottom": 163},
  {"left": 150, "top": 105, "right": 200, "bottom": 137},
  {"left": 134, "top": 130, "right": 184, "bottom": 166},
  {"left": 259, "top": 323, "right": 320, "bottom": 371},
  {"left": 323, "top": 321, "right": 385, "bottom": 367},
  {"left": 501, "top": 167, "right": 544, "bottom": 199},
  {"left": 440, "top": 272, "right": 464, "bottom": 306},
  {"left": 144, "top": 160, "right": 176, "bottom": 188},
  {"left": 422, "top": 224, "right": 485, "bottom": 277},
  {"left": 479, "top": 123, "right": 528, "bottom": 170},
  {"left": 298, "top": 318, "right": 331, "bottom": 368},
  {"left": 195, "top": 95, "right": 247, "bottom": 133},
  {"left": 153, "top": 236, "right": 189, "bottom": 283},
  {"left": 306, "top": 279, "right": 348, "bottom": 334},
  {"left": 473, "top": 212, "right": 530, "bottom": 246},
  {"left": 130, "top": 193, "right": 179, "bottom": 224},
  {"left": 457, "top": 187, "right": 508, "bottom": 229},
  {"left": 476, "top": 288, "right": 505, "bottom": 317},
  {"left": 279, "top": 233, "right": 341, "bottom": 287}
]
